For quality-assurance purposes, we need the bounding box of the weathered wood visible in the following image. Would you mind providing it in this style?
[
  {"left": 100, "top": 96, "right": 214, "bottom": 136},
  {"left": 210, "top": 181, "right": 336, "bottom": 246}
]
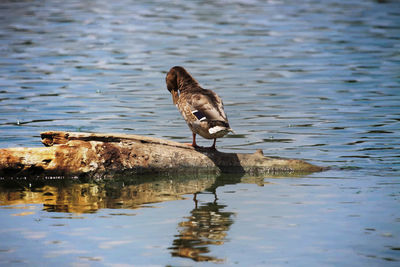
[{"left": 0, "top": 131, "right": 324, "bottom": 178}]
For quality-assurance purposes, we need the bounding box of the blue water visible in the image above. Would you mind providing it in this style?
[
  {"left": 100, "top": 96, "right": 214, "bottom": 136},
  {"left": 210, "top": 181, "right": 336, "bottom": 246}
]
[{"left": 0, "top": 0, "right": 399, "bottom": 266}]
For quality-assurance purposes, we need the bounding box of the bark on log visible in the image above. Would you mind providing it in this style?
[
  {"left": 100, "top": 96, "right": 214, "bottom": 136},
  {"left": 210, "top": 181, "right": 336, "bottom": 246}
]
[{"left": 0, "top": 131, "right": 324, "bottom": 178}]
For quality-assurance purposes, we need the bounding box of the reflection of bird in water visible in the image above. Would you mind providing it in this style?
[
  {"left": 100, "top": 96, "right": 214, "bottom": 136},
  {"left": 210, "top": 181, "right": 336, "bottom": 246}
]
[
  {"left": 169, "top": 191, "right": 234, "bottom": 262},
  {"left": 166, "top": 66, "right": 233, "bottom": 149}
]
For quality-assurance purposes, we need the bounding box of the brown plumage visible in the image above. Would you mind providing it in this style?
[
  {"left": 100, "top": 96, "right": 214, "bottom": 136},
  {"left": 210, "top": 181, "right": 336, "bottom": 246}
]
[{"left": 166, "top": 66, "right": 233, "bottom": 149}]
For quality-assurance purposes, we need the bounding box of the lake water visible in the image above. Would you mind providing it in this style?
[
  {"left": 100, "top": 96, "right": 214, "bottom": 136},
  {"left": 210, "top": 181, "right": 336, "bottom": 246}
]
[{"left": 0, "top": 0, "right": 399, "bottom": 265}]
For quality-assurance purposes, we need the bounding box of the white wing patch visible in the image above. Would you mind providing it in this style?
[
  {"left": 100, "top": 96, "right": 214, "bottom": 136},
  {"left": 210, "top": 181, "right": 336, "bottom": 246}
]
[{"left": 208, "top": 126, "right": 225, "bottom": 134}]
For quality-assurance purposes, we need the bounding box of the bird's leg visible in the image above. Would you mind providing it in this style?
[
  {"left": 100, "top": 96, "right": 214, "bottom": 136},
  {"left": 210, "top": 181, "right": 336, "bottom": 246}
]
[
  {"left": 193, "top": 193, "right": 198, "bottom": 209},
  {"left": 210, "top": 138, "right": 217, "bottom": 149},
  {"left": 192, "top": 132, "right": 198, "bottom": 147},
  {"left": 183, "top": 132, "right": 199, "bottom": 147},
  {"left": 184, "top": 132, "right": 199, "bottom": 147}
]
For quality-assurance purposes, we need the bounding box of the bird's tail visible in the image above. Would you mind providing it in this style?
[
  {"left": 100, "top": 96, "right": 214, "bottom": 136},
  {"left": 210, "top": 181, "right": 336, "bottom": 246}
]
[{"left": 227, "top": 128, "right": 236, "bottom": 134}]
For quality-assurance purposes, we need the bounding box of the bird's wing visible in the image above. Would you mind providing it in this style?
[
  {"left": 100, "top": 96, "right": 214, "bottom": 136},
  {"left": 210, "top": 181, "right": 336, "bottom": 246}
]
[{"left": 187, "top": 89, "right": 228, "bottom": 122}]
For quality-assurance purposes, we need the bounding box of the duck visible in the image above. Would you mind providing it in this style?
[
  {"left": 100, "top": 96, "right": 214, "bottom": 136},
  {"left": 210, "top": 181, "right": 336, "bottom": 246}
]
[{"left": 166, "top": 66, "right": 233, "bottom": 149}]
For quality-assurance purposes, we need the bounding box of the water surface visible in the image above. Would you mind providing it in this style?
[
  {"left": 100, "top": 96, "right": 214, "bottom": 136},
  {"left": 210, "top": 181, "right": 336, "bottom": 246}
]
[{"left": 0, "top": 0, "right": 399, "bottom": 265}]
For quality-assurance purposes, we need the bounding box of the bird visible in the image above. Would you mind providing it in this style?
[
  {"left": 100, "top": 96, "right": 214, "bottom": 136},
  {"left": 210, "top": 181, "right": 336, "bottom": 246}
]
[{"left": 166, "top": 66, "right": 233, "bottom": 149}]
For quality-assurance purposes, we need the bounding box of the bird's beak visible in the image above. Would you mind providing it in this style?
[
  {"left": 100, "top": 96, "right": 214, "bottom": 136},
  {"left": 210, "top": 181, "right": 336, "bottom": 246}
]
[{"left": 171, "top": 90, "right": 179, "bottom": 105}]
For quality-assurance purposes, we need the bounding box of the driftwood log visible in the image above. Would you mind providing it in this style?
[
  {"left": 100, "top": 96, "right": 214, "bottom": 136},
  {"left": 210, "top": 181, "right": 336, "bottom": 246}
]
[{"left": 0, "top": 131, "right": 324, "bottom": 178}]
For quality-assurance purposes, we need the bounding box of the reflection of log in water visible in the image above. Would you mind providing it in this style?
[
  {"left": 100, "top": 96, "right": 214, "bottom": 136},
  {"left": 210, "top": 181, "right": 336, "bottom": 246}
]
[
  {"left": 0, "top": 173, "right": 269, "bottom": 214},
  {"left": 169, "top": 192, "right": 234, "bottom": 262},
  {"left": 0, "top": 175, "right": 217, "bottom": 213},
  {"left": 0, "top": 173, "right": 267, "bottom": 261}
]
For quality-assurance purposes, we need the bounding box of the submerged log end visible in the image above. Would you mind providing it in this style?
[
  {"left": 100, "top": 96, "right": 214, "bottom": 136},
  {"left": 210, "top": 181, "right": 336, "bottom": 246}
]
[
  {"left": 267, "top": 158, "right": 324, "bottom": 173},
  {"left": 243, "top": 150, "right": 324, "bottom": 174}
]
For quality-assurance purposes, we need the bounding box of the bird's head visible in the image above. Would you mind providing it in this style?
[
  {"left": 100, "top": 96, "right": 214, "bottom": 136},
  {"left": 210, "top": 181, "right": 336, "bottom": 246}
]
[
  {"left": 166, "top": 66, "right": 181, "bottom": 105},
  {"left": 166, "top": 66, "right": 199, "bottom": 105}
]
